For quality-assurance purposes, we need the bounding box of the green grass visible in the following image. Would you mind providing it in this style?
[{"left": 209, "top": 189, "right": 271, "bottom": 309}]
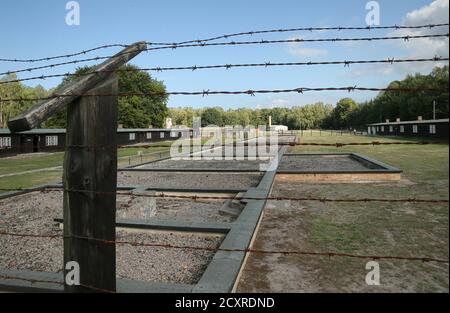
[
  {"left": 0, "top": 136, "right": 242, "bottom": 190},
  {"left": 294, "top": 131, "right": 449, "bottom": 182},
  {"left": 0, "top": 170, "right": 63, "bottom": 190},
  {"left": 279, "top": 131, "right": 449, "bottom": 291},
  {"left": 0, "top": 137, "right": 234, "bottom": 190},
  {"left": 0, "top": 145, "right": 172, "bottom": 190},
  {"left": 0, "top": 153, "right": 64, "bottom": 176},
  {"left": 0, "top": 145, "right": 172, "bottom": 175}
]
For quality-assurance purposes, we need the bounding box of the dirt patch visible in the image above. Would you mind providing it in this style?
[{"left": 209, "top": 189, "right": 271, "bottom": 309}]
[{"left": 237, "top": 180, "right": 449, "bottom": 292}]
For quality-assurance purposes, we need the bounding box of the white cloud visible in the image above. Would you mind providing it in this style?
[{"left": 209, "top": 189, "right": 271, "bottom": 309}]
[
  {"left": 271, "top": 98, "right": 290, "bottom": 107},
  {"left": 287, "top": 47, "right": 328, "bottom": 57},
  {"left": 255, "top": 98, "right": 291, "bottom": 109},
  {"left": 344, "top": 66, "right": 395, "bottom": 78},
  {"left": 347, "top": 0, "right": 449, "bottom": 77},
  {"left": 404, "top": 0, "right": 449, "bottom": 27},
  {"left": 390, "top": 0, "right": 449, "bottom": 58},
  {"left": 286, "top": 32, "right": 330, "bottom": 58}
]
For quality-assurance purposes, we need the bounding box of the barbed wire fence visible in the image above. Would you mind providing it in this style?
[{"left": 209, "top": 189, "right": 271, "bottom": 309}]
[
  {"left": 0, "top": 22, "right": 449, "bottom": 292},
  {"left": 0, "top": 140, "right": 448, "bottom": 152},
  {"left": 0, "top": 86, "right": 448, "bottom": 103},
  {"left": 1, "top": 33, "right": 449, "bottom": 77},
  {"left": 0, "top": 187, "right": 449, "bottom": 203},
  {"left": 1, "top": 23, "right": 448, "bottom": 63},
  {"left": 0, "top": 57, "right": 448, "bottom": 85}
]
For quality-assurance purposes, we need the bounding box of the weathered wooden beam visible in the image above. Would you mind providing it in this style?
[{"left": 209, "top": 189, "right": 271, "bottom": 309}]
[
  {"left": 63, "top": 75, "right": 118, "bottom": 293},
  {"left": 8, "top": 41, "right": 147, "bottom": 133}
]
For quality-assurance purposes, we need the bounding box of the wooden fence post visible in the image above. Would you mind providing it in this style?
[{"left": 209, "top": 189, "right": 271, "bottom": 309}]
[
  {"left": 8, "top": 42, "right": 146, "bottom": 293},
  {"left": 63, "top": 75, "right": 118, "bottom": 293}
]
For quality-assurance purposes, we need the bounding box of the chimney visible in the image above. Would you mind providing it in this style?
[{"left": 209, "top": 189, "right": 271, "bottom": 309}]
[
  {"left": 396, "top": 118, "right": 401, "bottom": 122},
  {"left": 268, "top": 116, "right": 272, "bottom": 128},
  {"left": 418, "top": 116, "right": 423, "bottom": 121},
  {"left": 165, "top": 117, "right": 173, "bottom": 129}
]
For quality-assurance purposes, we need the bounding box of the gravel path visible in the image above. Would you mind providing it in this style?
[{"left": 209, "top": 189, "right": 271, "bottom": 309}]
[
  {"left": 118, "top": 172, "right": 262, "bottom": 189},
  {"left": 0, "top": 191, "right": 224, "bottom": 284}
]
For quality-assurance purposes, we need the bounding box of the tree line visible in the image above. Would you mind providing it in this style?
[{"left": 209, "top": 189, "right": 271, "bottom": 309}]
[
  {"left": 339, "top": 65, "right": 449, "bottom": 130},
  {"left": 1, "top": 65, "right": 447, "bottom": 130},
  {"left": 0, "top": 65, "right": 168, "bottom": 129},
  {"left": 171, "top": 66, "right": 448, "bottom": 130},
  {"left": 0, "top": 74, "right": 49, "bottom": 128},
  {"left": 169, "top": 103, "right": 334, "bottom": 129}
]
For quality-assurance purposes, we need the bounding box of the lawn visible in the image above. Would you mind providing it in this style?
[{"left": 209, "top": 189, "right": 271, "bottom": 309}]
[
  {"left": 238, "top": 131, "right": 449, "bottom": 293},
  {"left": 0, "top": 136, "right": 241, "bottom": 191},
  {"left": 0, "top": 144, "right": 172, "bottom": 191},
  {"left": 295, "top": 131, "right": 449, "bottom": 182}
]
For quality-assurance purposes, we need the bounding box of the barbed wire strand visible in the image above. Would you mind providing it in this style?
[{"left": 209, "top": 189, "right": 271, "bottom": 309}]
[
  {"left": 0, "top": 86, "right": 449, "bottom": 103},
  {"left": 0, "top": 140, "right": 449, "bottom": 152},
  {"left": 1, "top": 56, "right": 448, "bottom": 85},
  {"left": 0, "top": 274, "right": 116, "bottom": 293},
  {"left": 1, "top": 33, "right": 448, "bottom": 76},
  {"left": 0, "top": 44, "right": 129, "bottom": 64},
  {"left": 0, "top": 231, "right": 447, "bottom": 264},
  {"left": 1, "top": 23, "right": 448, "bottom": 64},
  {"left": 0, "top": 187, "right": 448, "bottom": 204},
  {"left": 146, "top": 23, "right": 450, "bottom": 46}
]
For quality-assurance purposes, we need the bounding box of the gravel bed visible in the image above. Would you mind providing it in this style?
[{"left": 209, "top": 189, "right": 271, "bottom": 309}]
[
  {"left": 0, "top": 190, "right": 64, "bottom": 274},
  {"left": 137, "top": 159, "right": 273, "bottom": 171},
  {"left": 118, "top": 172, "right": 263, "bottom": 189},
  {"left": 117, "top": 192, "right": 235, "bottom": 223},
  {"left": 279, "top": 155, "right": 381, "bottom": 171},
  {"left": 0, "top": 191, "right": 224, "bottom": 284},
  {"left": 116, "top": 230, "right": 223, "bottom": 284}
]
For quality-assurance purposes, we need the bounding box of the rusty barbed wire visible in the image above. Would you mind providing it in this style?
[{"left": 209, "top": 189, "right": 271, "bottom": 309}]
[
  {"left": 0, "top": 187, "right": 448, "bottom": 204},
  {"left": 0, "top": 274, "right": 64, "bottom": 287},
  {"left": 0, "top": 44, "right": 129, "bottom": 63},
  {"left": 1, "top": 33, "right": 448, "bottom": 76},
  {"left": 1, "top": 56, "right": 448, "bottom": 85},
  {"left": 0, "top": 86, "right": 448, "bottom": 103},
  {"left": 0, "top": 230, "right": 447, "bottom": 264},
  {"left": 0, "top": 140, "right": 448, "bottom": 152},
  {"left": 290, "top": 141, "right": 449, "bottom": 147},
  {"left": 0, "top": 274, "right": 116, "bottom": 293},
  {"left": 79, "top": 189, "right": 450, "bottom": 204},
  {"left": 145, "top": 23, "right": 450, "bottom": 46},
  {"left": 1, "top": 23, "right": 448, "bottom": 64},
  {"left": 143, "top": 33, "right": 450, "bottom": 51}
]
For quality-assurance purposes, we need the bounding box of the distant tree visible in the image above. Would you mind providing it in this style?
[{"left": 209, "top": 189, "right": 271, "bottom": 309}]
[
  {"left": 360, "top": 65, "right": 449, "bottom": 126},
  {"left": 0, "top": 74, "right": 48, "bottom": 128},
  {"left": 118, "top": 65, "right": 168, "bottom": 128},
  {"left": 201, "top": 107, "right": 224, "bottom": 126},
  {"left": 12, "top": 65, "right": 438, "bottom": 131},
  {"left": 329, "top": 98, "right": 358, "bottom": 129},
  {"left": 43, "top": 64, "right": 168, "bottom": 128}
]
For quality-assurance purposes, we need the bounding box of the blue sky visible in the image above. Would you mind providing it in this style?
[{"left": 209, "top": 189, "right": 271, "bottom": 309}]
[{"left": 0, "top": 0, "right": 448, "bottom": 109}]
